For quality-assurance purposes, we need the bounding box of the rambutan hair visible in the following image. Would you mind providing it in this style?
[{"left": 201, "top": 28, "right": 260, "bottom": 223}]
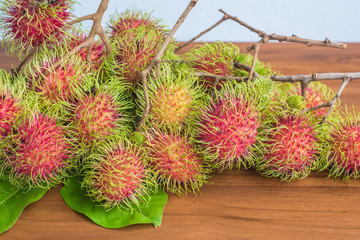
[
  {"left": 81, "top": 140, "right": 155, "bottom": 210},
  {"left": 0, "top": 0, "right": 74, "bottom": 57}
]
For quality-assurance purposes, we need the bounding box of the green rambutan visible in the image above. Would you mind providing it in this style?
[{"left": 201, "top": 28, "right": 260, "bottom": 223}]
[
  {"left": 135, "top": 64, "right": 204, "bottom": 129},
  {"left": 81, "top": 140, "right": 155, "bottom": 210},
  {"left": 0, "top": 0, "right": 74, "bottom": 56},
  {"left": 144, "top": 127, "right": 208, "bottom": 195},
  {"left": 2, "top": 113, "right": 73, "bottom": 188},
  {"left": 185, "top": 41, "right": 239, "bottom": 88},
  {"left": 256, "top": 114, "right": 319, "bottom": 181}
]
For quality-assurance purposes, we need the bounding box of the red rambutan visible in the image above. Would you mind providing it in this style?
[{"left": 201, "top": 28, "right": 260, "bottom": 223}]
[
  {"left": 0, "top": 91, "right": 21, "bottom": 137},
  {"left": 198, "top": 94, "right": 259, "bottom": 170},
  {"left": 256, "top": 115, "right": 318, "bottom": 181},
  {"left": 3, "top": 113, "right": 71, "bottom": 188},
  {"left": 186, "top": 42, "right": 239, "bottom": 88},
  {"left": 0, "top": 0, "right": 73, "bottom": 54},
  {"left": 108, "top": 9, "right": 167, "bottom": 38},
  {"left": 145, "top": 128, "right": 208, "bottom": 195},
  {"left": 82, "top": 142, "right": 153, "bottom": 209}
]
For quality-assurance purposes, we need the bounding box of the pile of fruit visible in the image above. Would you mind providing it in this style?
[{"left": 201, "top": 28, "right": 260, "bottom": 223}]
[{"left": 0, "top": 0, "right": 359, "bottom": 233}]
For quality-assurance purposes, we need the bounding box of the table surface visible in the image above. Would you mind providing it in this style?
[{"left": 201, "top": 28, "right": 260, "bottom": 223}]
[{"left": 1, "top": 43, "right": 360, "bottom": 240}]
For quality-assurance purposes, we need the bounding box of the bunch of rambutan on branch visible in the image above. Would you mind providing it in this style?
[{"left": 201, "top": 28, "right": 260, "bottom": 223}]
[{"left": 0, "top": 0, "right": 360, "bottom": 232}]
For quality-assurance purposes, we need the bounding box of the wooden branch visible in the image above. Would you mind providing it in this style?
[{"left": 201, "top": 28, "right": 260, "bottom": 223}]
[
  {"left": 272, "top": 72, "right": 360, "bottom": 101},
  {"left": 136, "top": 0, "right": 199, "bottom": 131},
  {"left": 305, "top": 76, "right": 352, "bottom": 124},
  {"left": 175, "top": 14, "right": 229, "bottom": 52},
  {"left": 233, "top": 61, "right": 260, "bottom": 78},
  {"left": 219, "top": 9, "right": 347, "bottom": 50},
  {"left": 196, "top": 72, "right": 248, "bottom": 83},
  {"left": 271, "top": 72, "right": 360, "bottom": 82},
  {"left": 41, "top": 0, "right": 110, "bottom": 75},
  {"left": 248, "top": 42, "right": 261, "bottom": 81}
]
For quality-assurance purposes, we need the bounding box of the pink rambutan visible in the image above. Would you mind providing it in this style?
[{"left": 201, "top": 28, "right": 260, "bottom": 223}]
[
  {"left": 256, "top": 115, "right": 318, "bottom": 181},
  {"left": 145, "top": 128, "right": 208, "bottom": 195},
  {"left": 82, "top": 142, "right": 153, "bottom": 209},
  {"left": 0, "top": 91, "right": 21, "bottom": 137},
  {"left": 73, "top": 92, "right": 119, "bottom": 146},
  {"left": 295, "top": 82, "right": 333, "bottom": 116},
  {"left": 110, "top": 29, "right": 164, "bottom": 85},
  {"left": 198, "top": 94, "right": 259, "bottom": 170},
  {"left": 33, "top": 63, "right": 82, "bottom": 103},
  {"left": 67, "top": 33, "right": 105, "bottom": 70},
  {"left": 108, "top": 9, "right": 167, "bottom": 38},
  {"left": 325, "top": 115, "right": 360, "bottom": 179},
  {"left": 0, "top": 0, "right": 73, "bottom": 53},
  {"left": 186, "top": 42, "right": 239, "bottom": 88},
  {"left": 3, "top": 113, "right": 71, "bottom": 187}
]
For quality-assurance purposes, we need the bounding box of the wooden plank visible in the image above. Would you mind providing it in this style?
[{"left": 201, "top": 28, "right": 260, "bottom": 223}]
[{"left": 2, "top": 43, "right": 360, "bottom": 240}]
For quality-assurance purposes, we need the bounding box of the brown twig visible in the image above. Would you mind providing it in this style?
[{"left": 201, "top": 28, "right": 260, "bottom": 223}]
[
  {"left": 175, "top": 14, "right": 229, "bottom": 52},
  {"left": 305, "top": 76, "right": 352, "bottom": 124},
  {"left": 233, "top": 61, "right": 260, "bottom": 78},
  {"left": 136, "top": 0, "right": 199, "bottom": 131},
  {"left": 11, "top": 13, "right": 98, "bottom": 76},
  {"left": 218, "top": 9, "right": 347, "bottom": 50},
  {"left": 42, "top": 0, "right": 110, "bottom": 75},
  {"left": 196, "top": 72, "right": 248, "bottom": 83},
  {"left": 272, "top": 72, "right": 360, "bottom": 100},
  {"left": 248, "top": 42, "right": 261, "bottom": 81}
]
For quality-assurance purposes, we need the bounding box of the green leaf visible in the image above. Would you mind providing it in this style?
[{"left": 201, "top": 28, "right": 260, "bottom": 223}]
[
  {"left": 0, "top": 180, "right": 48, "bottom": 234},
  {"left": 60, "top": 176, "right": 168, "bottom": 228}
]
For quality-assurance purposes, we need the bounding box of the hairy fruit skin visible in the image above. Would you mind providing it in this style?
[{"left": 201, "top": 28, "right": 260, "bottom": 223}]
[
  {"left": 198, "top": 96, "right": 259, "bottom": 170},
  {"left": 145, "top": 129, "right": 207, "bottom": 195},
  {"left": 82, "top": 143, "right": 152, "bottom": 209},
  {"left": 3, "top": 114, "right": 71, "bottom": 188},
  {"left": 1, "top": 0, "right": 73, "bottom": 53},
  {"left": 33, "top": 63, "right": 82, "bottom": 104},
  {"left": 73, "top": 92, "right": 120, "bottom": 147},
  {"left": 326, "top": 121, "right": 360, "bottom": 179},
  {"left": 257, "top": 115, "right": 318, "bottom": 181},
  {"left": 0, "top": 91, "right": 21, "bottom": 137},
  {"left": 111, "top": 29, "right": 164, "bottom": 85},
  {"left": 108, "top": 9, "right": 167, "bottom": 38},
  {"left": 186, "top": 42, "right": 238, "bottom": 88}
]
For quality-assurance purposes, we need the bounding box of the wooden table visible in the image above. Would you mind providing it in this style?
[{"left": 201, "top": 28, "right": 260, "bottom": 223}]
[{"left": 1, "top": 43, "right": 360, "bottom": 240}]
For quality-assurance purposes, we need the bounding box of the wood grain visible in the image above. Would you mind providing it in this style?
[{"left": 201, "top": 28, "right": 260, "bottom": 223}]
[{"left": 1, "top": 43, "right": 360, "bottom": 240}]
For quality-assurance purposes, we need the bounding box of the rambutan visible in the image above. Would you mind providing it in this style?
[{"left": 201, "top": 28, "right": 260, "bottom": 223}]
[
  {"left": 71, "top": 81, "right": 132, "bottom": 150},
  {"left": 197, "top": 82, "right": 260, "bottom": 170},
  {"left": 135, "top": 64, "right": 204, "bottom": 128},
  {"left": 32, "top": 63, "right": 83, "bottom": 104},
  {"left": 185, "top": 41, "right": 239, "bottom": 88},
  {"left": 144, "top": 128, "right": 208, "bottom": 195},
  {"left": 2, "top": 113, "right": 72, "bottom": 188},
  {"left": 106, "top": 28, "right": 165, "bottom": 86},
  {"left": 0, "top": 70, "right": 25, "bottom": 138},
  {"left": 108, "top": 9, "right": 167, "bottom": 38},
  {"left": 293, "top": 82, "right": 333, "bottom": 117},
  {"left": 82, "top": 141, "right": 154, "bottom": 209},
  {"left": 256, "top": 114, "right": 318, "bottom": 181},
  {"left": 0, "top": 91, "right": 21, "bottom": 137},
  {"left": 0, "top": 0, "right": 74, "bottom": 56},
  {"left": 320, "top": 111, "right": 360, "bottom": 179},
  {"left": 67, "top": 33, "right": 105, "bottom": 70}
]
